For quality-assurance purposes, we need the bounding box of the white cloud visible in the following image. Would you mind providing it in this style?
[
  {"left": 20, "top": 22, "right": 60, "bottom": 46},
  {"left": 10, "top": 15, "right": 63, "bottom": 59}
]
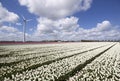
[
  {"left": 0, "top": 2, "right": 19, "bottom": 23},
  {"left": 32, "top": 19, "right": 120, "bottom": 41},
  {"left": 0, "top": 2, "right": 21, "bottom": 41},
  {"left": 16, "top": 23, "right": 22, "bottom": 26},
  {"left": 34, "top": 16, "right": 79, "bottom": 40},
  {"left": 0, "top": 25, "right": 23, "bottom": 41},
  {"left": 76, "top": 20, "right": 120, "bottom": 40},
  {"left": 95, "top": 20, "right": 112, "bottom": 31},
  {"left": 18, "top": 0, "right": 92, "bottom": 19},
  {"left": 0, "top": 20, "right": 120, "bottom": 41},
  {"left": 0, "top": 26, "right": 18, "bottom": 32}
]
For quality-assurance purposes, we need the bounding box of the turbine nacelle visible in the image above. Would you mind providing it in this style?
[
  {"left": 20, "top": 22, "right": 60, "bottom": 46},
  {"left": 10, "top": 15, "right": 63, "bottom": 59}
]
[{"left": 22, "top": 15, "right": 32, "bottom": 22}]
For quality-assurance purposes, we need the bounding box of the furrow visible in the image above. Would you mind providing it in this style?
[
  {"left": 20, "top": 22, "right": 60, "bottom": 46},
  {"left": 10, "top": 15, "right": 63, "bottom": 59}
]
[
  {"left": 56, "top": 43, "right": 116, "bottom": 81},
  {"left": 0, "top": 43, "right": 113, "bottom": 80}
]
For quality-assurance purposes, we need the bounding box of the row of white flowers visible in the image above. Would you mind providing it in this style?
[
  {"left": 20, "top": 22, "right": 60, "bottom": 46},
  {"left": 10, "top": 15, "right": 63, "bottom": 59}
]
[
  {"left": 0, "top": 42, "right": 111, "bottom": 78},
  {"left": 3, "top": 43, "right": 114, "bottom": 81},
  {"left": 0, "top": 42, "right": 111, "bottom": 63},
  {"left": 0, "top": 43, "right": 64, "bottom": 56},
  {"left": 68, "top": 43, "right": 120, "bottom": 81}
]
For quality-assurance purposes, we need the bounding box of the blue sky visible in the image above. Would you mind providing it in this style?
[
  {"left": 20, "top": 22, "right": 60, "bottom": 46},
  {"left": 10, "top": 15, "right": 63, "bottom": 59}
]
[
  {"left": 75, "top": 0, "right": 120, "bottom": 28},
  {"left": 0, "top": 0, "right": 120, "bottom": 41}
]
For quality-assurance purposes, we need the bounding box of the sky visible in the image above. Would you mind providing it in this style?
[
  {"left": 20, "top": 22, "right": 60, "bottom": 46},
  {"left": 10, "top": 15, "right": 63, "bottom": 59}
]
[{"left": 0, "top": 0, "right": 120, "bottom": 41}]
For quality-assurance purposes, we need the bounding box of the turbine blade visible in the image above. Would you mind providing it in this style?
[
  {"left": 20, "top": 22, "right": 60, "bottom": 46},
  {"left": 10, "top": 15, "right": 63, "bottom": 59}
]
[
  {"left": 22, "top": 15, "right": 25, "bottom": 20},
  {"left": 26, "top": 19, "right": 32, "bottom": 22}
]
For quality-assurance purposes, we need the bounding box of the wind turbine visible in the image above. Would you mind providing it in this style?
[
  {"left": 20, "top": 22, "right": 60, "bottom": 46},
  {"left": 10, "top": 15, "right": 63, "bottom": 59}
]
[{"left": 22, "top": 15, "right": 32, "bottom": 42}]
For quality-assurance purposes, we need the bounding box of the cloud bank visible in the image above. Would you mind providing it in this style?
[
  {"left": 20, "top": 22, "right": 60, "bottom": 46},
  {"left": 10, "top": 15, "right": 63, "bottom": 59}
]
[
  {"left": 19, "top": 0, "right": 92, "bottom": 19},
  {"left": 0, "top": 25, "right": 23, "bottom": 41},
  {"left": 0, "top": 19, "right": 120, "bottom": 41},
  {"left": 0, "top": 3, "right": 19, "bottom": 23},
  {"left": 33, "top": 18, "right": 120, "bottom": 41}
]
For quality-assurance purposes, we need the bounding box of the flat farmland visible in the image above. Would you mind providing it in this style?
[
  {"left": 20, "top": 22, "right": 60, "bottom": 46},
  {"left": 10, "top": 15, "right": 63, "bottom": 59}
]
[{"left": 0, "top": 42, "right": 120, "bottom": 81}]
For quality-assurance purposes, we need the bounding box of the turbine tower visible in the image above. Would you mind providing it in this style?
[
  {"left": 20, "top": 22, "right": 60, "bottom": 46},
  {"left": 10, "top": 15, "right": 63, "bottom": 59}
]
[{"left": 22, "top": 16, "right": 32, "bottom": 42}]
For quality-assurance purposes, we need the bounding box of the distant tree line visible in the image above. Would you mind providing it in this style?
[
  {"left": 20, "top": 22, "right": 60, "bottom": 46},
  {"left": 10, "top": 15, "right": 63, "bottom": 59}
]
[
  {"left": 81, "top": 40, "right": 120, "bottom": 42},
  {"left": 0, "top": 40, "right": 120, "bottom": 43}
]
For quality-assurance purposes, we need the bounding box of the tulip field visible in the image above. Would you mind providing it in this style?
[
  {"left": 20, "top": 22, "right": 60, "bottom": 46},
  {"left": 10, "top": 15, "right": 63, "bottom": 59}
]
[{"left": 0, "top": 42, "right": 120, "bottom": 81}]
